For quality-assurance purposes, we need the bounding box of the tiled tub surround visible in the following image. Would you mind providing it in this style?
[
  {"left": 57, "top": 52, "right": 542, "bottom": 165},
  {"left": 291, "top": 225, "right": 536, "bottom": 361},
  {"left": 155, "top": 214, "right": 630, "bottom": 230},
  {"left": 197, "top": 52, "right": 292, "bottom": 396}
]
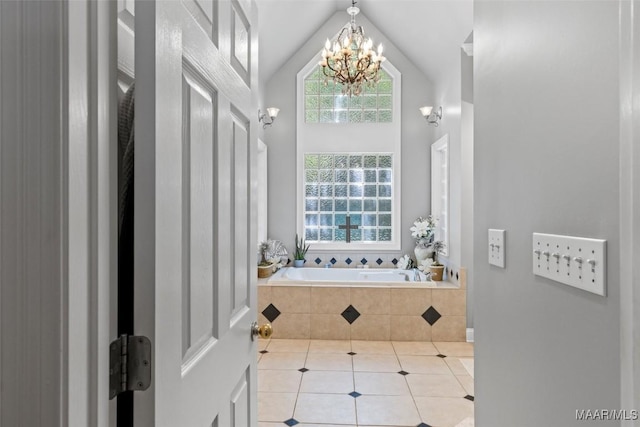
[{"left": 258, "top": 268, "right": 466, "bottom": 341}]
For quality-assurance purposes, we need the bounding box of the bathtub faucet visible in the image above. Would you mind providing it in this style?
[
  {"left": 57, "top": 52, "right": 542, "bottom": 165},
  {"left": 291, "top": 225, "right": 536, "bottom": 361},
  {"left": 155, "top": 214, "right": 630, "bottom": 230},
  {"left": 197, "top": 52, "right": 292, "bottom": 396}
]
[{"left": 413, "top": 269, "right": 433, "bottom": 282}]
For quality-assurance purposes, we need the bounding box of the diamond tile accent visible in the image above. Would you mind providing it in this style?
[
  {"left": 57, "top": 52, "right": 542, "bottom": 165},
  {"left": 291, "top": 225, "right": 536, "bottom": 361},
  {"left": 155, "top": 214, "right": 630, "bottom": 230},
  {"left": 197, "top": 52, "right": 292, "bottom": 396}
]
[
  {"left": 376, "top": 258, "right": 383, "bottom": 265},
  {"left": 347, "top": 352, "right": 357, "bottom": 356},
  {"left": 437, "top": 354, "right": 447, "bottom": 358},
  {"left": 360, "top": 257, "right": 368, "bottom": 264},
  {"left": 330, "top": 257, "right": 337, "bottom": 264},
  {"left": 391, "top": 258, "right": 398, "bottom": 265},
  {"left": 315, "top": 257, "right": 322, "bottom": 265},
  {"left": 262, "top": 304, "right": 281, "bottom": 323},
  {"left": 345, "top": 257, "right": 353, "bottom": 265},
  {"left": 349, "top": 391, "right": 361, "bottom": 398},
  {"left": 298, "top": 368, "right": 309, "bottom": 373},
  {"left": 284, "top": 418, "right": 299, "bottom": 426},
  {"left": 422, "top": 306, "right": 442, "bottom": 326},
  {"left": 398, "top": 370, "right": 409, "bottom": 376},
  {"left": 417, "top": 423, "right": 433, "bottom": 427},
  {"left": 464, "top": 395, "right": 475, "bottom": 402},
  {"left": 341, "top": 305, "right": 361, "bottom": 324},
  {"left": 259, "top": 350, "right": 268, "bottom": 354}
]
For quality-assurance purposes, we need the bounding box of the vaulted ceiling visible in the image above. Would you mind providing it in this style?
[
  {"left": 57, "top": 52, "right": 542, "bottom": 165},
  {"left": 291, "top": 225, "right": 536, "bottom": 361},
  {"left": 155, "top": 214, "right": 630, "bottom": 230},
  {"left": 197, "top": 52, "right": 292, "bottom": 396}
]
[{"left": 257, "top": 0, "right": 473, "bottom": 88}]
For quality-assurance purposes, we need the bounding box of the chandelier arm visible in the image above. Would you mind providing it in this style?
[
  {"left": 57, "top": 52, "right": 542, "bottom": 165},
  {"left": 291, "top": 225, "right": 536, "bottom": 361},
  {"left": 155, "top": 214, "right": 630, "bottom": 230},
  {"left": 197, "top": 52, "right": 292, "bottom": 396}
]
[
  {"left": 323, "top": 61, "right": 341, "bottom": 76},
  {"left": 327, "top": 54, "right": 372, "bottom": 85},
  {"left": 350, "top": 57, "right": 372, "bottom": 83}
]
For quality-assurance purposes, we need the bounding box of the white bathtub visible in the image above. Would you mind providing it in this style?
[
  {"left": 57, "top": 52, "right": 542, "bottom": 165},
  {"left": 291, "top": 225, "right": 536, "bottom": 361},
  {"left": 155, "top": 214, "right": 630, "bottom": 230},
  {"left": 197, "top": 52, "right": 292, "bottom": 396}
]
[{"left": 267, "top": 267, "right": 439, "bottom": 287}]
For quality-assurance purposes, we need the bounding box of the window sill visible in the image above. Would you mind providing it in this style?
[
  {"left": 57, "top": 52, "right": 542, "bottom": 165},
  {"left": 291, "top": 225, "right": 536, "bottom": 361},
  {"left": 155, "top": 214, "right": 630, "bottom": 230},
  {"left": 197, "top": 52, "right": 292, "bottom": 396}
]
[{"left": 304, "top": 242, "right": 401, "bottom": 252}]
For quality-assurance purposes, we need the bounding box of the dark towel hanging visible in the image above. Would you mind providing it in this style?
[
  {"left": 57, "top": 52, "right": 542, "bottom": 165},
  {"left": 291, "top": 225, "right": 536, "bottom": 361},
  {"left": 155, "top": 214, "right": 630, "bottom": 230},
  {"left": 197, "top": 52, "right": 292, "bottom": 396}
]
[{"left": 117, "top": 83, "right": 135, "bottom": 427}]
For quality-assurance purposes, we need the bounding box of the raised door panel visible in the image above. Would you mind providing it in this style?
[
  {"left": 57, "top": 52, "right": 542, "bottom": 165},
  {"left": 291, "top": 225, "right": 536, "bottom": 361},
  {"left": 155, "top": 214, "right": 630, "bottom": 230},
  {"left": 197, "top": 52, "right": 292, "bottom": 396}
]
[
  {"left": 117, "top": 0, "right": 135, "bottom": 84},
  {"left": 230, "top": 0, "right": 250, "bottom": 85},
  {"left": 181, "top": 70, "right": 217, "bottom": 362},
  {"left": 182, "top": 0, "right": 218, "bottom": 46},
  {"left": 231, "top": 111, "right": 251, "bottom": 319}
]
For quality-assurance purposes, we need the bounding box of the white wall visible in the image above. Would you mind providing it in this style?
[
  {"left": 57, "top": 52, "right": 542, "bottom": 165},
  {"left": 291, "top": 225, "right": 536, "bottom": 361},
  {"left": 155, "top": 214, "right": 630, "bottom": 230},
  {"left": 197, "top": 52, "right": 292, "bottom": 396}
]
[
  {"left": 1, "top": 3, "right": 65, "bottom": 423},
  {"left": 430, "top": 44, "right": 473, "bottom": 315},
  {"left": 432, "top": 71, "right": 462, "bottom": 272},
  {"left": 474, "top": 1, "right": 622, "bottom": 424},
  {"left": 1, "top": 1, "right": 116, "bottom": 425},
  {"left": 460, "top": 49, "right": 474, "bottom": 328},
  {"left": 264, "top": 11, "right": 435, "bottom": 258}
]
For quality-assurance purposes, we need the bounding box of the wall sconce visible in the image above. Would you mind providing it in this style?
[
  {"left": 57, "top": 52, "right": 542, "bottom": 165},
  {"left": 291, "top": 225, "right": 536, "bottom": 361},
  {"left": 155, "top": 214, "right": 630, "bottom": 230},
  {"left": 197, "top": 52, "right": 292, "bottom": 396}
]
[
  {"left": 419, "top": 106, "right": 443, "bottom": 127},
  {"left": 258, "top": 108, "right": 279, "bottom": 129}
]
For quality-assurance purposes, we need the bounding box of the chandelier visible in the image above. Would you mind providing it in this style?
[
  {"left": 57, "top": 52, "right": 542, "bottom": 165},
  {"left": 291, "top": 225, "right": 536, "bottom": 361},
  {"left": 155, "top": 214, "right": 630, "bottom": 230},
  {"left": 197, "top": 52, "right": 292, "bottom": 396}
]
[{"left": 319, "top": 0, "right": 386, "bottom": 96}]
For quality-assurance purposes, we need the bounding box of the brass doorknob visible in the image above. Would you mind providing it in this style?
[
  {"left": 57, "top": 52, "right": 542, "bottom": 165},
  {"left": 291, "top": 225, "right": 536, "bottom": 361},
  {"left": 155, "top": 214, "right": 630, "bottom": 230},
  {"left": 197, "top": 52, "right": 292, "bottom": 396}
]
[{"left": 251, "top": 322, "right": 273, "bottom": 340}]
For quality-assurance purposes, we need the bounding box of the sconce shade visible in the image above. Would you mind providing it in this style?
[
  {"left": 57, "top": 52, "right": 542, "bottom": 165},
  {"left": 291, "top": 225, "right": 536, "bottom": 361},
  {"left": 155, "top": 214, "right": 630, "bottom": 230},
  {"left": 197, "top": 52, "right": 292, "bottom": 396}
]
[
  {"left": 259, "top": 107, "right": 280, "bottom": 128},
  {"left": 266, "top": 107, "right": 280, "bottom": 119},
  {"left": 419, "top": 105, "right": 443, "bottom": 126},
  {"left": 419, "top": 106, "right": 433, "bottom": 117}
]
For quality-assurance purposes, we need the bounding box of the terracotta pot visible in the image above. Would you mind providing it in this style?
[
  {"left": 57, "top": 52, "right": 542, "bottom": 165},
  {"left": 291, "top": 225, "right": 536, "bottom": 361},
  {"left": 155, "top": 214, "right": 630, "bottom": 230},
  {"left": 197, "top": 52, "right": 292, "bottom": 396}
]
[
  {"left": 430, "top": 265, "right": 444, "bottom": 281},
  {"left": 257, "top": 264, "right": 274, "bottom": 278}
]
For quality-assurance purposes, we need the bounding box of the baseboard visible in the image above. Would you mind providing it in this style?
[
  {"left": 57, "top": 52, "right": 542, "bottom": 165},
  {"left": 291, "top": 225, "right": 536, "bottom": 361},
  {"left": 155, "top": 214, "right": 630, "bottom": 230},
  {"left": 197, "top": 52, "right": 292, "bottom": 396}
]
[{"left": 466, "top": 328, "right": 474, "bottom": 343}]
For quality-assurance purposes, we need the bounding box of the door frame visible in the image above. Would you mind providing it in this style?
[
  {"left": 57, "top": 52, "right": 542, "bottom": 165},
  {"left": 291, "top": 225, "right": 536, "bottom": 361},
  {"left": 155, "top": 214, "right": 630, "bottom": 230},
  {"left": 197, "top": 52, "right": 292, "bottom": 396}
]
[
  {"left": 67, "top": 0, "right": 119, "bottom": 424},
  {"left": 619, "top": 0, "right": 640, "bottom": 417}
]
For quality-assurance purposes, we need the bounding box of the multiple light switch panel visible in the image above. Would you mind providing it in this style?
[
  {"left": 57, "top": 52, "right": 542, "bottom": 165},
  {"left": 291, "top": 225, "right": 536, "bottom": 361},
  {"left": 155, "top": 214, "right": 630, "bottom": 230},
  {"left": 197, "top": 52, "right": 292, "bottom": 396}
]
[
  {"left": 532, "top": 233, "right": 607, "bottom": 297},
  {"left": 488, "top": 229, "right": 505, "bottom": 268}
]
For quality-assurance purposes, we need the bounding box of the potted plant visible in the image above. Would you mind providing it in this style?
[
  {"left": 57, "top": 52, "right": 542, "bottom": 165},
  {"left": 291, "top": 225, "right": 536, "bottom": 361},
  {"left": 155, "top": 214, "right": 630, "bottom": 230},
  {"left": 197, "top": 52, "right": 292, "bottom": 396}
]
[
  {"left": 293, "top": 234, "right": 309, "bottom": 268},
  {"left": 429, "top": 240, "right": 446, "bottom": 281},
  {"left": 258, "top": 241, "right": 274, "bottom": 278}
]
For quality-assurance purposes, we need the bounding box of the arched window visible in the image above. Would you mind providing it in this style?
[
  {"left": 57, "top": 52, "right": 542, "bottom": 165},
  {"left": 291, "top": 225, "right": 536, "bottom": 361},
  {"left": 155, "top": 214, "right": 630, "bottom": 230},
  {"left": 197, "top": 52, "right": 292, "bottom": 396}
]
[
  {"left": 303, "top": 68, "right": 393, "bottom": 124},
  {"left": 296, "top": 57, "right": 401, "bottom": 251}
]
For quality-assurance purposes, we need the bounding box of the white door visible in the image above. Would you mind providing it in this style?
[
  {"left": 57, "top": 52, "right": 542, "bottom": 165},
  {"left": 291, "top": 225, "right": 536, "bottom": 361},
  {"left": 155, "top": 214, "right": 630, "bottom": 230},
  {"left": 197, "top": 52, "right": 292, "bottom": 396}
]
[{"left": 134, "top": 1, "right": 259, "bottom": 425}]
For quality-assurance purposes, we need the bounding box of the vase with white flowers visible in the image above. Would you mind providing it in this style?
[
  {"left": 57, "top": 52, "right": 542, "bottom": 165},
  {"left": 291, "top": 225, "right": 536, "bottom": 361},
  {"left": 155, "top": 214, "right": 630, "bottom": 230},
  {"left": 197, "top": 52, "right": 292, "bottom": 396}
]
[{"left": 410, "top": 215, "right": 437, "bottom": 263}]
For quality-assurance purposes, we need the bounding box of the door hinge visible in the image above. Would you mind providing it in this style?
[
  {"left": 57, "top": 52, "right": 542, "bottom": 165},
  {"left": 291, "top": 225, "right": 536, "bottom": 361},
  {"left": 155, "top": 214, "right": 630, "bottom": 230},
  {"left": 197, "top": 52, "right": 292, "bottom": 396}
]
[{"left": 109, "top": 334, "right": 152, "bottom": 400}]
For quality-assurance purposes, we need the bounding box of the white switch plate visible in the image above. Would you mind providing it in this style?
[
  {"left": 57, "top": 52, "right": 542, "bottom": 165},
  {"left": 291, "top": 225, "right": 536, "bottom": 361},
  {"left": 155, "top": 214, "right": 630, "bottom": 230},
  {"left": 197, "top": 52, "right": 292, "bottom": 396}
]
[
  {"left": 488, "top": 229, "right": 505, "bottom": 268},
  {"left": 532, "top": 233, "right": 606, "bottom": 296}
]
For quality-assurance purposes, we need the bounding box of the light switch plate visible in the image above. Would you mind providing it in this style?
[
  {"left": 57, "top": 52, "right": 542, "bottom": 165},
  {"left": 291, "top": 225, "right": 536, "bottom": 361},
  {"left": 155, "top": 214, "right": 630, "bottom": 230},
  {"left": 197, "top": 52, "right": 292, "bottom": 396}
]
[
  {"left": 488, "top": 229, "right": 505, "bottom": 268},
  {"left": 532, "top": 233, "right": 606, "bottom": 296}
]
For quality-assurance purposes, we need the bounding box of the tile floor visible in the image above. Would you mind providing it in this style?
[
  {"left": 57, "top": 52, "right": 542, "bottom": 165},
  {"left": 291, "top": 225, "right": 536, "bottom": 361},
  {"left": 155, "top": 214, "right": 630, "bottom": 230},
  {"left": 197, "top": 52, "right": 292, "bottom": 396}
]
[{"left": 258, "top": 339, "right": 474, "bottom": 427}]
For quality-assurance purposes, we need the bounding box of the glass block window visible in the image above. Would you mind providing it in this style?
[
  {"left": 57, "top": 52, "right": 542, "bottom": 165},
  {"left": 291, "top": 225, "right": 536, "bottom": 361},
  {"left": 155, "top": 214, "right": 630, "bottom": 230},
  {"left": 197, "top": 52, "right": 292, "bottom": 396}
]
[
  {"left": 304, "top": 68, "right": 393, "bottom": 124},
  {"left": 304, "top": 153, "right": 393, "bottom": 243}
]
